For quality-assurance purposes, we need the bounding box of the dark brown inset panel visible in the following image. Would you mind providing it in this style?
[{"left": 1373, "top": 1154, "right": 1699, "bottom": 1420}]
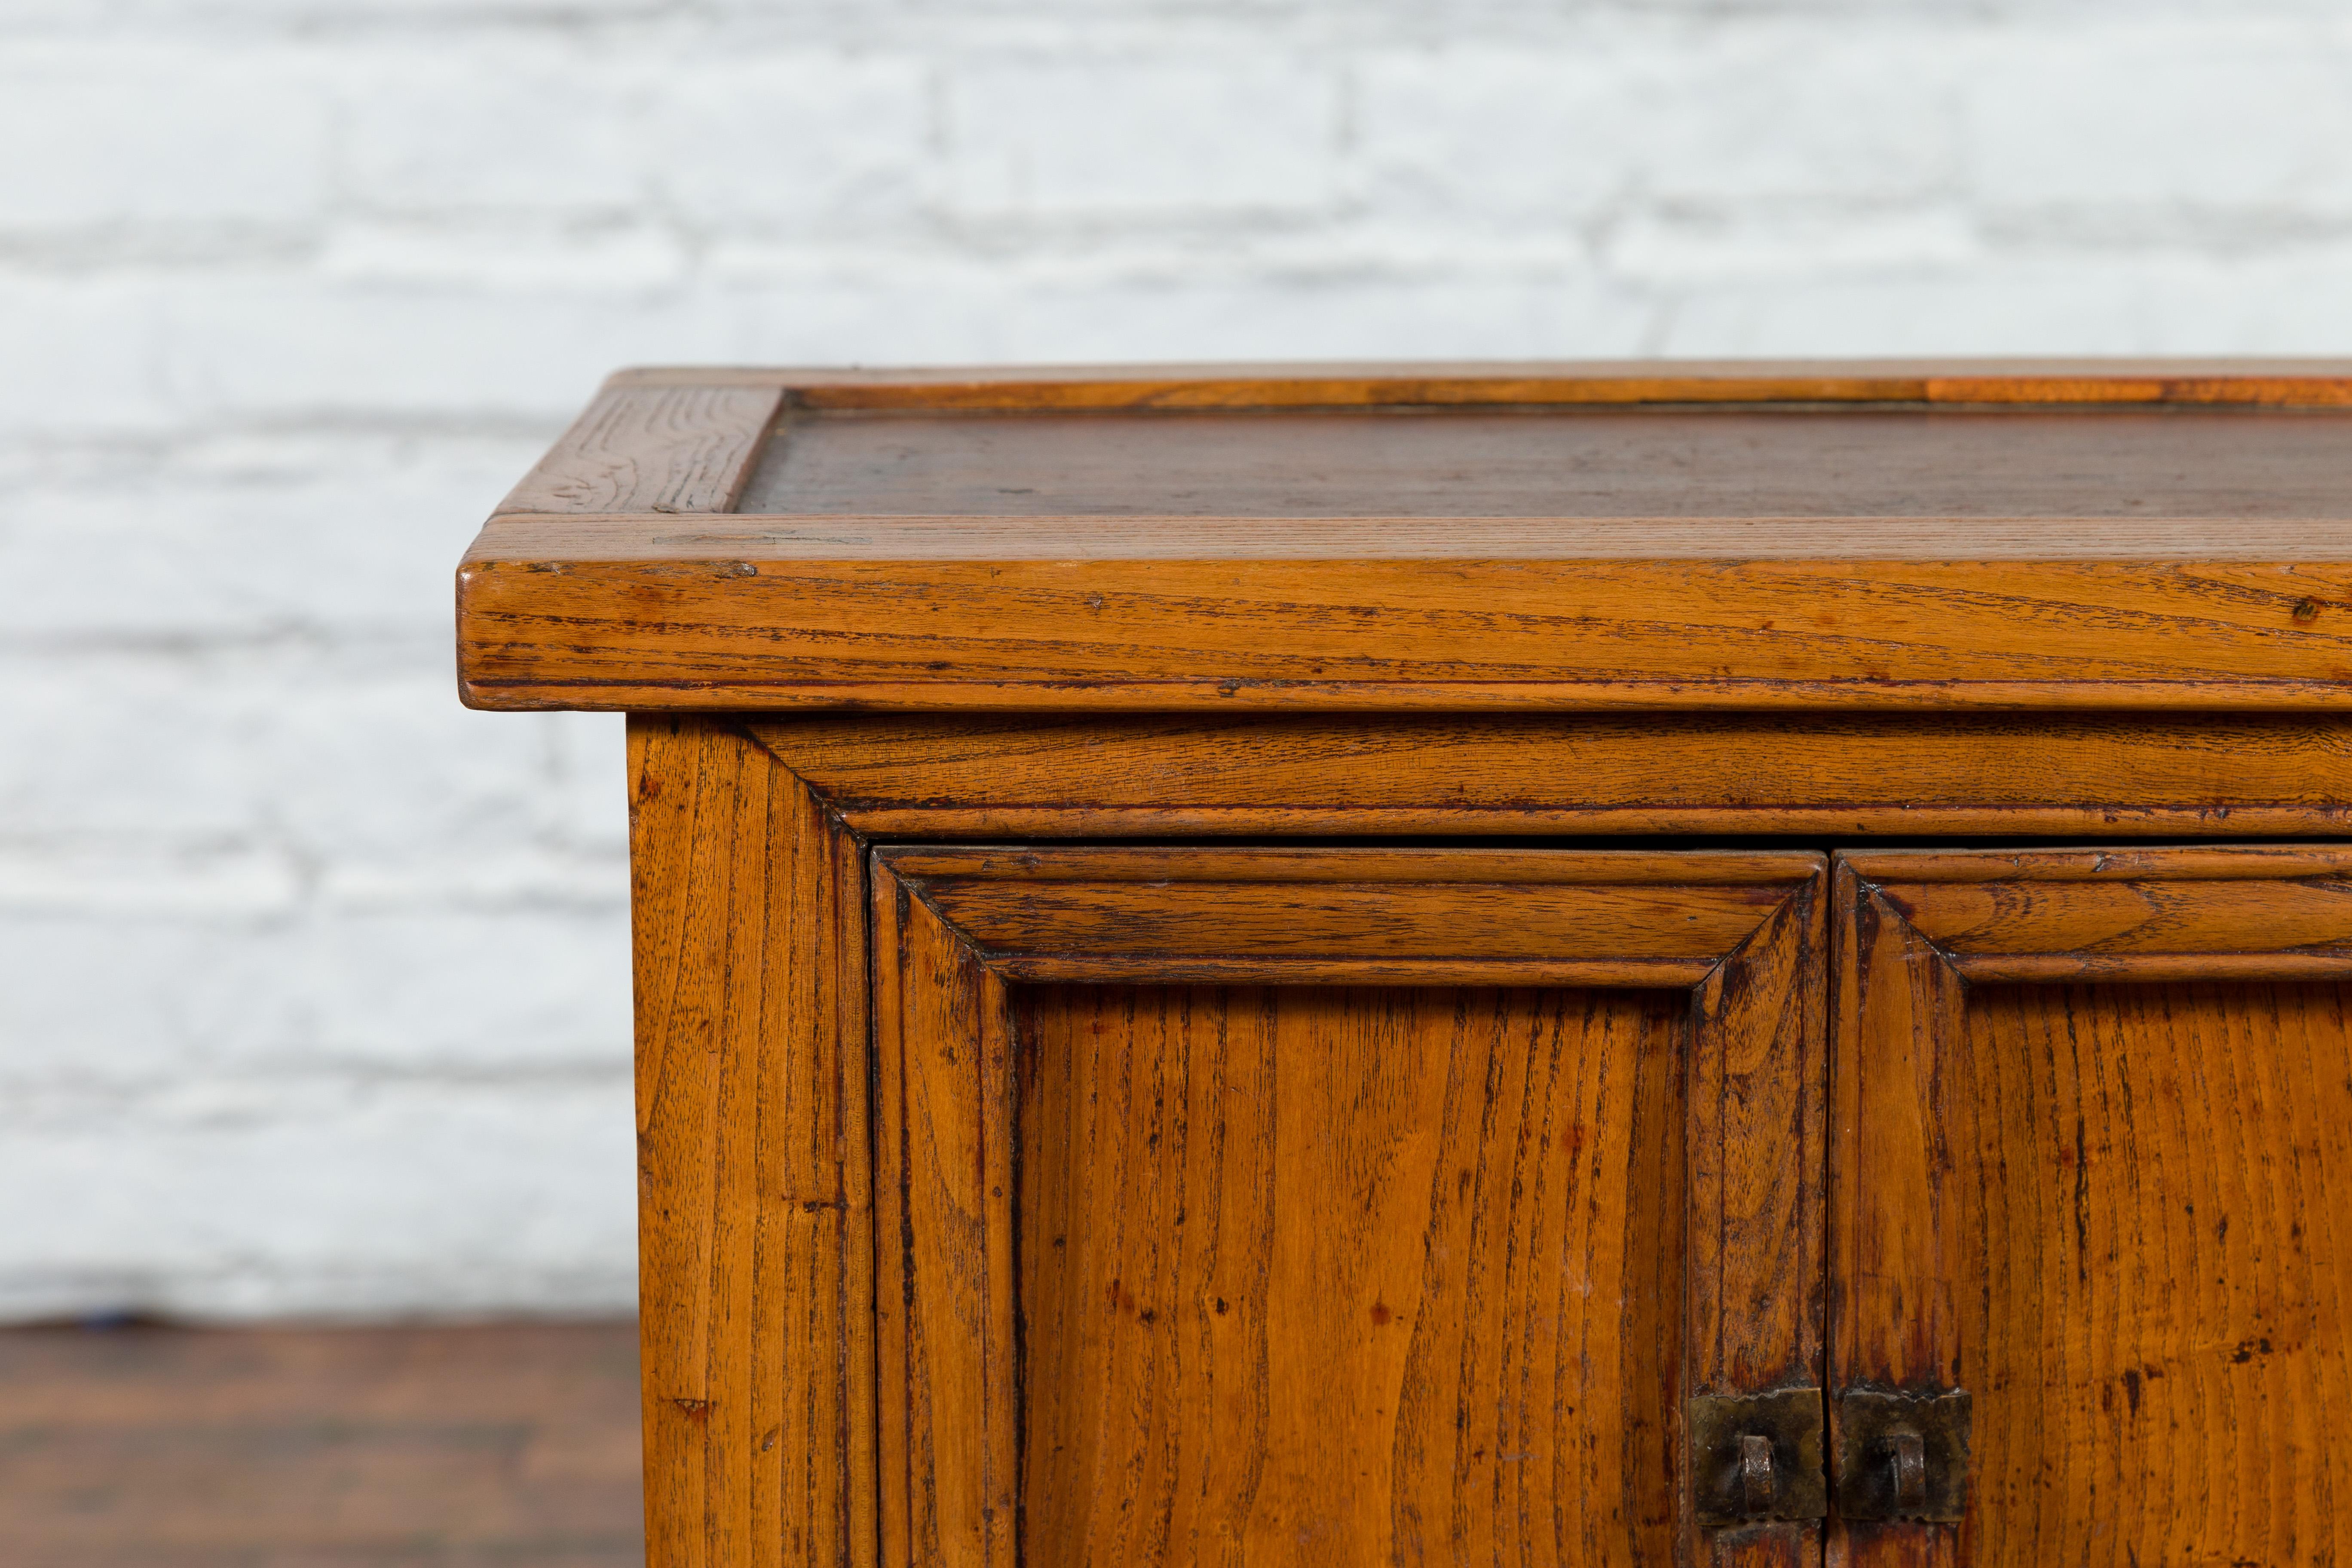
[
  {"left": 738, "top": 408, "right": 2352, "bottom": 521},
  {"left": 872, "top": 848, "right": 1826, "bottom": 1568},
  {"left": 1833, "top": 847, "right": 2352, "bottom": 1568}
]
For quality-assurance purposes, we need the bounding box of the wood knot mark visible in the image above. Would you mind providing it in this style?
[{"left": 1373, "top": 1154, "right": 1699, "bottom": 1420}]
[{"left": 2294, "top": 597, "right": 2324, "bottom": 622}]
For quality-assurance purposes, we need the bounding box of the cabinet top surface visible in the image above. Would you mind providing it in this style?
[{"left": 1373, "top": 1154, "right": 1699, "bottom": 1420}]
[
  {"left": 481, "top": 361, "right": 2352, "bottom": 557},
  {"left": 456, "top": 362, "right": 2352, "bottom": 714}
]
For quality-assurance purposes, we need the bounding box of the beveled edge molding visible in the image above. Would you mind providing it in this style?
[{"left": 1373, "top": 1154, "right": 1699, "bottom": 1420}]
[
  {"left": 869, "top": 839, "right": 1829, "bottom": 1568},
  {"left": 1846, "top": 845, "right": 2352, "bottom": 983},
  {"left": 872, "top": 844, "right": 1821, "bottom": 988}
]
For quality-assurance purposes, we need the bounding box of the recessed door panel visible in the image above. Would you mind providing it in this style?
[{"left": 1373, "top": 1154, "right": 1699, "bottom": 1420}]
[
  {"left": 872, "top": 848, "right": 1828, "bottom": 1568},
  {"left": 1017, "top": 984, "right": 1685, "bottom": 1568}
]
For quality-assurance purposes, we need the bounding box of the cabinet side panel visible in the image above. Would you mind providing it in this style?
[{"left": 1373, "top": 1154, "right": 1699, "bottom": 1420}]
[
  {"left": 1015, "top": 983, "right": 1687, "bottom": 1568},
  {"left": 630, "top": 715, "right": 865, "bottom": 1568}
]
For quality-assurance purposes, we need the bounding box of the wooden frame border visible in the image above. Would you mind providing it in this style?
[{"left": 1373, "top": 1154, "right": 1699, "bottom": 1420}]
[
  {"left": 744, "top": 712, "right": 2352, "bottom": 841},
  {"left": 497, "top": 363, "right": 2352, "bottom": 524},
  {"left": 629, "top": 716, "right": 877, "bottom": 1568},
  {"left": 460, "top": 557, "right": 2352, "bottom": 714},
  {"left": 460, "top": 362, "right": 2352, "bottom": 715},
  {"left": 1829, "top": 845, "right": 2352, "bottom": 1566},
  {"left": 872, "top": 845, "right": 1826, "bottom": 1568},
  {"left": 599, "top": 361, "right": 2352, "bottom": 416}
]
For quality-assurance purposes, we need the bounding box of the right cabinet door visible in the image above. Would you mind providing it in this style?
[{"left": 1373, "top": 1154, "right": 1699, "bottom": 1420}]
[{"left": 1831, "top": 847, "right": 2352, "bottom": 1568}]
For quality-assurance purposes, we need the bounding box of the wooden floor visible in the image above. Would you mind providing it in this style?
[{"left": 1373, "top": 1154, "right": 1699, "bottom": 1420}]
[{"left": 0, "top": 1320, "right": 644, "bottom": 1567}]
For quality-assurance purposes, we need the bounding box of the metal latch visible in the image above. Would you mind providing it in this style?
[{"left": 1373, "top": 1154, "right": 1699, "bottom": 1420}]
[
  {"left": 1687, "top": 1387, "right": 1828, "bottom": 1525},
  {"left": 1834, "top": 1390, "right": 1972, "bottom": 1522}
]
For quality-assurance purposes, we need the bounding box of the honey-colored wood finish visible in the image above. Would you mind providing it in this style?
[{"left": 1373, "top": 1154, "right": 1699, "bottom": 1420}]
[
  {"left": 628, "top": 716, "right": 874, "bottom": 1568},
  {"left": 459, "top": 364, "right": 2352, "bottom": 714},
  {"left": 1833, "top": 847, "right": 2352, "bottom": 1568},
  {"left": 872, "top": 848, "right": 1826, "bottom": 1568},
  {"left": 600, "top": 360, "right": 2352, "bottom": 411},
  {"left": 476, "top": 366, "right": 2352, "bottom": 1568},
  {"left": 461, "top": 556, "right": 2352, "bottom": 713},
  {"left": 744, "top": 712, "right": 2352, "bottom": 840}
]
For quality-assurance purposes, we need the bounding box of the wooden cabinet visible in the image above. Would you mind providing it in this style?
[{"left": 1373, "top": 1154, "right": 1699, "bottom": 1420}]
[{"left": 459, "top": 363, "right": 2352, "bottom": 1568}]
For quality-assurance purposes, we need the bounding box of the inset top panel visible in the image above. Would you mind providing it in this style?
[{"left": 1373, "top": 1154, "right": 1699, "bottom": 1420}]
[{"left": 737, "top": 406, "right": 2352, "bottom": 521}]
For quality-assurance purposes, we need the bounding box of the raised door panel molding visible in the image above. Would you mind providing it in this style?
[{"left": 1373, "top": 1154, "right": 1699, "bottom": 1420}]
[
  {"left": 1833, "top": 846, "right": 2352, "bottom": 1568},
  {"left": 873, "top": 848, "right": 1827, "bottom": 1568}
]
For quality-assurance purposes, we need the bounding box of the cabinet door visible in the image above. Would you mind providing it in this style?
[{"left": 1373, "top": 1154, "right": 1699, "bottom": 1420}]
[
  {"left": 872, "top": 848, "right": 1827, "bottom": 1568},
  {"left": 1832, "top": 848, "right": 2352, "bottom": 1568}
]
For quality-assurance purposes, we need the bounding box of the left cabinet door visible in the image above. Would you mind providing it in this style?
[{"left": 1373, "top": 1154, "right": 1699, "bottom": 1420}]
[{"left": 870, "top": 847, "right": 1828, "bottom": 1568}]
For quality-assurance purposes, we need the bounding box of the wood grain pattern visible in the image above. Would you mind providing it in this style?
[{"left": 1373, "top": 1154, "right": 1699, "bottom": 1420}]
[
  {"left": 502, "top": 383, "right": 784, "bottom": 514},
  {"left": 1856, "top": 846, "right": 2352, "bottom": 980},
  {"left": 600, "top": 360, "right": 2352, "bottom": 410},
  {"left": 1833, "top": 847, "right": 2352, "bottom": 1568},
  {"left": 873, "top": 847, "right": 1825, "bottom": 1568},
  {"left": 1017, "top": 984, "right": 1686, "bottom": 1568},
  {"left": 745, "top": 712, "right": 2352, "bottom": 840},
  {"left": 460, "top": 364, "right": 2352, "bottom": 714},
  {"left": 1950, "top": 982, "right": 2352, "bottom": 1568},
  {"left": 628, "top": 715, "right": 871, "bottom": 1568},
  {"left": 458, "top": 557, "right": 2352, "bottom": 712},
  {"left": 870, "top": 877, "right": 1014, "bottom": 1568},
  {"left": 900, "top": 846, "right": 1801, "bottom": 983}
]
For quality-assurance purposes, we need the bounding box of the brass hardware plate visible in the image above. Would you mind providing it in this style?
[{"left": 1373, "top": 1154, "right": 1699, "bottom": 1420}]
[
  {"left": 1834, "top": 1389, "right": 1972, "bottom": 1522},
  {"left": 1687, "top": 1387, "right": 1827, "bottom": 1526}
]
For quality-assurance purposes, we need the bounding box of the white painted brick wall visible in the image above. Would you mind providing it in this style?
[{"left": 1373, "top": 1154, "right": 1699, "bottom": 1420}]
[{"left": 4, "top": 0, "right": 2349, "bottom": 1321}]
